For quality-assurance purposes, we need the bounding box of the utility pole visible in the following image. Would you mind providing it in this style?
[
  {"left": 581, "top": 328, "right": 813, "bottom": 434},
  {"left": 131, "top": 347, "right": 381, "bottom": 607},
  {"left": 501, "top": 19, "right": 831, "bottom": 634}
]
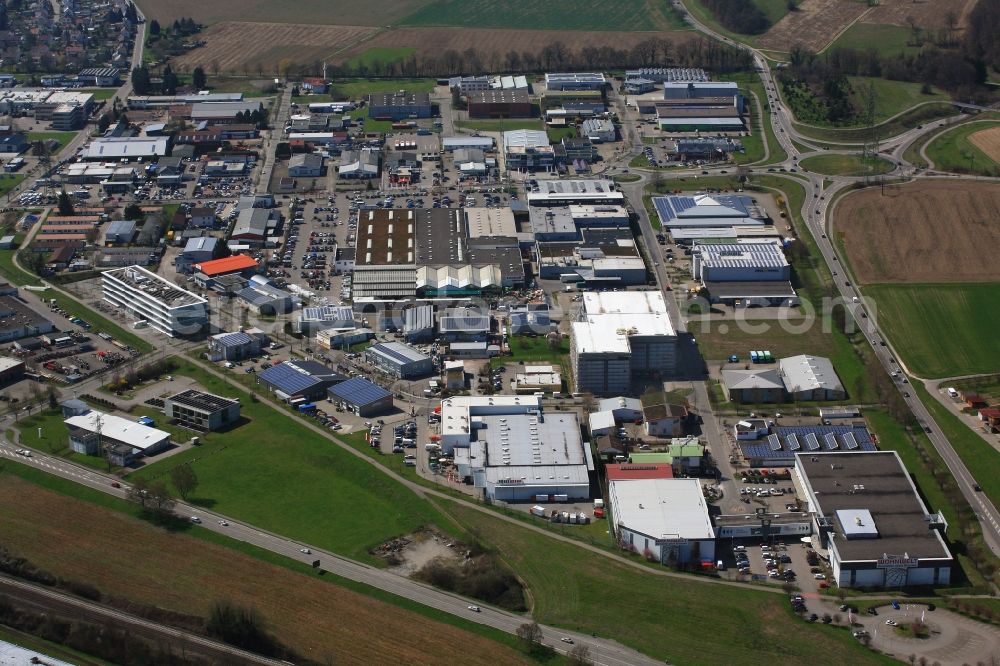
[{"left": 863, "top": 81, "right": 878, "bottom": 188}]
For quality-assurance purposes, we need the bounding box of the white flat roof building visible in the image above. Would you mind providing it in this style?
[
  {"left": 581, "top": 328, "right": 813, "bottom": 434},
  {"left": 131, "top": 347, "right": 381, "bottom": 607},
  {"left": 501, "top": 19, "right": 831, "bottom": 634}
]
[
  {"left": 465, "top": 207, "right": 516, "bottom": 238},
  {"left": 608, "top": 478, "right": 715, "bottom": 565},
  {"left": 454, "top": 408, "right": 593, "bottom": 501},
  {"left": 65, "top": 410, "right": 171, "bottom": 454},
  {"left": 572, "top": 290, "right": 677, "bottom": 394},
  {"left": 779, "top": 354, "right": 846, "bottom": 400},
  {"left": 439, "top": 395, "right": 542, "bottom": 452},
  {"left": 545, "top": 72, "right": 607, "bottom": 90},
  {"left": 526, "top": 179, "right": 623, "bottom": 207},
  {"left": 82, "top": 137, "right": 171, "bottom": 160},
  {"left": 102, "top": 265, "right": 208, "bottom": 337},
  {"left": 582, "top": 290, "right": 670, "bottom": 320}
]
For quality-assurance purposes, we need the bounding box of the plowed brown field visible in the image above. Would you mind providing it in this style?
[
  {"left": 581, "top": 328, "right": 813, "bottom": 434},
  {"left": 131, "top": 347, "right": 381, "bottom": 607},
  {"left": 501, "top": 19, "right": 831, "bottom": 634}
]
[
  {"left": 861, "top": 0, "right": 977, "bottom": 29},
  {"left": 757, "top": 0, "right": 870, "bottom": 52},
  {"left": 969, "top": 126, "right": 1000, "bottom": 163},
  {"left": 0, "top": 476, "right": 528, "bottom": 666},
  {"left": 834, "top": 181, "right": 1000, "bottom": 284},
  {"left": 171, "top": 22, "right": 378, "bottom": 73}
]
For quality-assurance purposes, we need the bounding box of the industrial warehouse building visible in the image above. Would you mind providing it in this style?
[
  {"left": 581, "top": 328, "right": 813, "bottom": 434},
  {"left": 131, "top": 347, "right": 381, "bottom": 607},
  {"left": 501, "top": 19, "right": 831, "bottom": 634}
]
[
  {"left": 571, "top": 291, "right": 677, "bottom": 394},
  {"left": 164, "top": 389, "right": 241, "bottom": 431},
  {"left": 102, "top": 265, "right": 208, "bottom": 337},
  {"left": 722, "top": 355, "right": 846, "bottom": 403},
  {"left": 779, "top": 355, "right": 847, "bottom": 401},
  {"left": 691, "top": 241, "right": 797, "bottom": 306},
  {"left": 608, "top": 478, "right": 715, "bottom": 565},
  {"left": 402, "top": 304, "right": 435, "bottom": 342},
  {"left": 257, "top": 359, "right": 347, "bottom": 402},
  {"left": 237, "top": 280, "right": 294, "bottom": 316},
  {"left": 368, "top": 91, "right": 432, "bottom": 120},
  {"left": 663, "top": 81, "right": 743, "bottom": 108},
  {"left": 327, "top": 377, "right": 394, "bottom": 417},
  {"left": 503, "top": 129, "right": 554, "bottom": 171},
  {"left": 467, "top": 89, "right": 532, "bottom": 118},
  {"left": 366, "top": 342, "right": 433, "bottom": 378},
  {"left": 653, "top": 194, "right": 764, "bottom": 230},
  {"left": 692, "top": 243, "right": 789, "bottom": 282},
  {"left": 65, "top": 410, "right": 171, "bottom": 465},
  {"left": 206, "top": 329, "right": 268, "bottom": 362},
  {"left": 442, "top": 395, "right": 594, "bottom": 502},
  {"left": 545, "top": 72, "right": 607, "bottom": 91},
  {"left": 295, "top": 305, "right": 356, "bottom": 334},
  {"left": 526, "top": 179, "right": 624, "bottom": 207},
  {"left": 796, "top": 452, "right": 953, "bottom": 589}
]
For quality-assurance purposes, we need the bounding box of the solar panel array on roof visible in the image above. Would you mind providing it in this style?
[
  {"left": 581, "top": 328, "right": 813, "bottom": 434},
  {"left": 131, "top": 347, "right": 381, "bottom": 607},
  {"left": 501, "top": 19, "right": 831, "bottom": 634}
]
[
  {"left": 328, "top": 377, "right": 391, "bottom": 406},
  {"left": 805, "top": 433, "right": 820, "bottom": 451},
  {"left": 824, "top": 433, "right": 839, "bottom": 450},
  {"left": 768, "top": 434, "right": 781, "bottom": 451},
  {"left": 786, "top": 433, "right": 800, "bottom": 451},
  {"left": 258, "top": 363, "right": 320, "bottom": 395},
  {"left": 843, "top": 431, "right": 859, "bottom": 450}
]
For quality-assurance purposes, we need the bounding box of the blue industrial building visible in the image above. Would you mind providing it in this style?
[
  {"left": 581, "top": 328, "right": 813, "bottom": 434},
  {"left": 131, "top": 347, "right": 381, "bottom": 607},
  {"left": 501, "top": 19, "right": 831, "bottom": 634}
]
[
  {"left": 258, "top": 359, "right": 347, "bottom": 401},
  {"left": 328, "top": 377, "right": 394, "bottom": 417}
]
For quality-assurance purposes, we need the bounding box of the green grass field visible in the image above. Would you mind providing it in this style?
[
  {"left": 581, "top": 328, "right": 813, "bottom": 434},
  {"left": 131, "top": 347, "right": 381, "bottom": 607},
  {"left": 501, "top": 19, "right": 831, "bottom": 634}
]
[
  {"left": 347, "top": 108, "right": 395, "bottom": 134},
  {"left": 753, "top": 0, "right": 790, "bottom": 25},
  {"left": 0, "top": 173, "right": 25, "bottom": 199},
  {"left": 799, "top": 153, "right": 895, "bottom": 176},
  {"left": 127, "top": 360, "right": 454, "bottom": 564},
  {"left": 78, "top": 88, "right": 118, "bottom": 100},
  {"left": 864, "top": 283, "right": 1000, "bottom": 378},
  {"left": 401, "top": 0, "right": 677, "bottom": 31},
  {"left": 456, "top": 119, "right": 544, "bottom": 132},
  {"left": 847, "top": 76, "right": 949, "bottom": 125},
  {"left": 440, "top": 500, "right": 897, "bottom": 666},
  {"left": 28, "top": 131, "right": 78, "bottom": 153},
  {"left": 507, "top": 334, "right": 570, "bottom": 365},
  {"left": 344, "top": 47, "right": 418, "bottom": 70},
  {"left": 924, "top": 120, "right": 1000, "bottom": 176},
  {"left": 828, "top": 23, "right": 922, "bottom": 56},
  {"left": 330, "top": 78, "right": 436, "bottom": 99},
  {"left": 792, "top": 103, "right": 956, "bottom": 143},
  {"left": 546, "top": 127, "right": 577, "bottom": 143}
]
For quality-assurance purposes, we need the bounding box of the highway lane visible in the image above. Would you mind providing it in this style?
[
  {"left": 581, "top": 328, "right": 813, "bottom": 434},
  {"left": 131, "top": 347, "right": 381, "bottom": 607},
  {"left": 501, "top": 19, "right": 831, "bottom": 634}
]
[{"left": 0, "top": 443, "right": 659, "bottom": 666}]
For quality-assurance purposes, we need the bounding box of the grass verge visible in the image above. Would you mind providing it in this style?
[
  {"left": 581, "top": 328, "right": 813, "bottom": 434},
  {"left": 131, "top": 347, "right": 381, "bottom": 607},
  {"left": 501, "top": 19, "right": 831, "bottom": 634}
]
[
  {"left": 924, "top": 119, "right": 1000, "bottom": 176},
  {"left": 126, "top": 358, "right": 458, "bottom": 564},
  {"left": 863, "top": 283, "right": 1000, "bottom": 378}
]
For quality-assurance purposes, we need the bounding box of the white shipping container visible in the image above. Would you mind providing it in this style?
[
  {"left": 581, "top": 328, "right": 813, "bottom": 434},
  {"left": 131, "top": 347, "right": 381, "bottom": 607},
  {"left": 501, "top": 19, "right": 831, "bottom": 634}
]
[{"left": 530, "top": 505, "right": 546, "bottom": 517}]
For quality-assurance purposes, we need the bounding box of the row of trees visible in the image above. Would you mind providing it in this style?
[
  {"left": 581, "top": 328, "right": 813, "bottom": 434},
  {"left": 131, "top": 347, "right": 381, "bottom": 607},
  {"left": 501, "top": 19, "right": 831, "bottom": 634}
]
[
  {"left": 131, "top": 63, "right": 181, "bottom": 95},
  {"left": 178, "top": 35, "right": 751, "bottom": 80},
  {"left": 700, "top": 0, "right": 771, "bottom": 35},
  {"left": 781, "top": 0, "right": 1000, "bottom": 109}
]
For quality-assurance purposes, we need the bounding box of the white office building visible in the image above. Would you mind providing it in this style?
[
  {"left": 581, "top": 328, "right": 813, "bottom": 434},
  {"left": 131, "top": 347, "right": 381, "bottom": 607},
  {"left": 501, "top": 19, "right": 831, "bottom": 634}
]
[
  {"left": 571, "top": 291, "right": 677, "bottom": 394},
  {"left": 102, "top": 265, "right": 208, "bottom": 337}
]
